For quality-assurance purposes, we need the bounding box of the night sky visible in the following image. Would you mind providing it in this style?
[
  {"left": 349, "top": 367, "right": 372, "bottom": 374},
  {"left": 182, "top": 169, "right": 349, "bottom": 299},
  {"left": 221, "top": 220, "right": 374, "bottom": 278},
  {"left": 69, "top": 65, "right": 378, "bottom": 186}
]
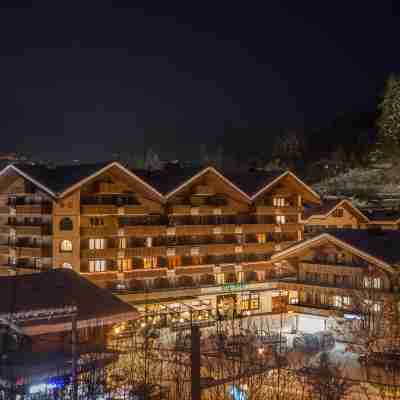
[{"left": 0, "top": 1, "right": 399, "bottom": 162}]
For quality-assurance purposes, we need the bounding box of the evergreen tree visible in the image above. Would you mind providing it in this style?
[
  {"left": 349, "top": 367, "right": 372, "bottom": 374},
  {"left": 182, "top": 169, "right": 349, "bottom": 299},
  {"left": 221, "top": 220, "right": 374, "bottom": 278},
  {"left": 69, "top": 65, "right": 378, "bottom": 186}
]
[{"left": 374, "top": 74, "right": 400, "bottom": 160}]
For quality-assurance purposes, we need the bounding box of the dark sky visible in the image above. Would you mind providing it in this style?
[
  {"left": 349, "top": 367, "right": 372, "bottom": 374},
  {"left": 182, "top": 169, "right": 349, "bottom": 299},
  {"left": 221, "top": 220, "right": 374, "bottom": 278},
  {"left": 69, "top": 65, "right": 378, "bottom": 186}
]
[{"left": 0, "top": 1, "right": 399, "bottom": 162}]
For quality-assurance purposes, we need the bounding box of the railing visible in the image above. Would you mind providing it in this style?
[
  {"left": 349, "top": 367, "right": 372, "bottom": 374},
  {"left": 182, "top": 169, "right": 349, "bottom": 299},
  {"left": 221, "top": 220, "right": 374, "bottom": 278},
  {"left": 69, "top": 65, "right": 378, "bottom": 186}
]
[
  {"left": 0, "top": 206, "right": 9, "bottom": 214},
  {"left": 255, "top": 206, "right": 303, "bottom": 214},
  {"left": 13, "top": 225, "right": 52, "bottom": 235},
  {"left": 81, "top": 205, "right": 118, "bottom": 215},
  {"left": 15, "top": 246, "right": 52, "bottom": 258},
  {"left": 15, "top": 204, "right": 52, "bottom": 214},
  {"left": 0, "top": 245, "right": 9, "bottom": 254}
]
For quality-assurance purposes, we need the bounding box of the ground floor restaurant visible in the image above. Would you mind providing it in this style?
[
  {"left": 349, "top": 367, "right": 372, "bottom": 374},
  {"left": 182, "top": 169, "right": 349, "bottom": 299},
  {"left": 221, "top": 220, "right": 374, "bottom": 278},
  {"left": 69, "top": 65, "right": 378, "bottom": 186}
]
[{"left": 120, "top": 286, "right": 335, "bottom": 335}]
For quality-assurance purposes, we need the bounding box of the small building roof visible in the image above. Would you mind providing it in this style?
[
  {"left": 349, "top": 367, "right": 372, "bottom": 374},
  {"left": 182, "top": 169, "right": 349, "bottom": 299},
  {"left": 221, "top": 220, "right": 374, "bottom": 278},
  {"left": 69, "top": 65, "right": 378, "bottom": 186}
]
[
  {"left": 273, "top": 228, "right": 400, "bottom": 269},
  {"left": 0, "top": 270, "right": 137, "bottom": 334},
  {"left": 302, "top": 198, "right": 343, "bottom": 219}
]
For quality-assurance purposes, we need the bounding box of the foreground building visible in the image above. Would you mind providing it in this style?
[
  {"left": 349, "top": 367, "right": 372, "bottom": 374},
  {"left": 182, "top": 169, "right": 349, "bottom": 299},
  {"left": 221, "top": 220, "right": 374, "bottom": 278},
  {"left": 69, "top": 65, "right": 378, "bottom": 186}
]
[
  {"left": 272, "top": 229, "right": 400, "bottom": 332},
  {"left": 0, "top": 162, "right": 321, "bottom": 319}
]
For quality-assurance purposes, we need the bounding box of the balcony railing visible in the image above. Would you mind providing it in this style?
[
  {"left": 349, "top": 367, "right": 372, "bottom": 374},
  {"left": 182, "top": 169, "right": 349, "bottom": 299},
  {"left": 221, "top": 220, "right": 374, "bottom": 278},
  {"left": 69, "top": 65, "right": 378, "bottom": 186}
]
[
  {"left": 15, "top": 204, "right": 52, "bottom": 214},
  {"left": 255, "top": 206, "right": 303, "bottom": 214},
  {"left": 14, "top": 246, "right": 52, "bottom": 258},
  {"left": 0, "top": 245, "right": 9, "bottom": 254},
  {"left": 0, "top": 206, "right": 9, "bottom": 214},
  {"left": 13, "top": 225, "right": 52, "bottom": 235}
]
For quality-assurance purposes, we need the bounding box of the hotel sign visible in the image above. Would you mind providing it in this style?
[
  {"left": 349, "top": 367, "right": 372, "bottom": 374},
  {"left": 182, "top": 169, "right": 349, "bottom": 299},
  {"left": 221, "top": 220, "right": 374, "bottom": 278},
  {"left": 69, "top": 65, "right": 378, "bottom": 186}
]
[{"left": 222, "top": 282, "right": 246, "bottom": 292}]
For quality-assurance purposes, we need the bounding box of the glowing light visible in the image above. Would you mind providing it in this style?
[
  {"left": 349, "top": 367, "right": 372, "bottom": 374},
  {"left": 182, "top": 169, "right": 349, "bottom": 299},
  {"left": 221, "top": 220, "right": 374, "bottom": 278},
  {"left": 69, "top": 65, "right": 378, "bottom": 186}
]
[
  {"left": 257, "top": 347, "right": 264, "bottom": 355},
  {"left": 140, "top": 322, "right": 146, "bottom": 328},
  {"left": 114, "top": 327, "right": 121, "bottom": 334}
]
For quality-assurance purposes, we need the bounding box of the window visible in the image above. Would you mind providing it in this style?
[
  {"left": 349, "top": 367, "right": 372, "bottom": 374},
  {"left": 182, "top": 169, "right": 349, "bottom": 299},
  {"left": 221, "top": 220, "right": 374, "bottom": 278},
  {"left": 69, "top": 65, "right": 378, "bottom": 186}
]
[
  {"left": 89, "top": 238, "right": 105, "bottom": 250},
  {"left": 332, "top": 208, "right": 344, "bottom": 218},
  {"left": 62, "top": 262, "right": 73, "bottom": 269},
  {"left": 146, "top": 237, "right": 152, "bottom": 248},
  {"left": 168, "top": 256, "right": 181, "bottom": 269},
  {"left": 118, "top": 259, "right": 132, "bottom": 272},
  {"left": 89, "top": 259, "right": 106, "bottom": 272},
  {"left": 33, "top": 257, "right": 42, "bottom": 269},
  {"left": 143, "top": 256, "right": 158, "bottom": 269},
  {"left": 60, "top": 239, "right": 73, "bottom": 252},
  {"left": 334, "top": 295, "right": 351, "bottom": 308},
  {"left": 363, "top": 276, "right": 383, "bottom": 289},
  {"left": 59, "top": 217, "right": 73, "bottom": 231},
  {"left": 276, "top": 215, "right": 286, "bottom": 224},
  {"left": 119, "top": 238, "right": 126, "bottom": 249},
  {"left": 256, "top": 233, "right": 266, "bottom": 244},
  {"left": 273, "top": 197, "right": 285, "bottom": 207},
  {"left": 240, "top": 294, "right": 260, "bottom": 311}
]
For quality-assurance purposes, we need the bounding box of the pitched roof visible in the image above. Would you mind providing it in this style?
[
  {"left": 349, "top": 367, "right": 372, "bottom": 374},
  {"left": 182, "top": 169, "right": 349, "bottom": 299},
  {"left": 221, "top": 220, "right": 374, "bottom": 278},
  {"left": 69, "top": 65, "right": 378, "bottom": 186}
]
[
  {"left": 222, "top": 169, "right": 284, "bottom": 198},
  {"left": 273, "top": 229, "right": 400, "bottom": 268},
  {"left": 303, "top": 198, "right": 343, "bottom": 219},
  {"left": 0, "top": 269, "right": 136, "bottom": 324},
  {"left": 328, "top": 229, "right": 400, "bottom": 265},
  {"left": 14, "top": 162, "right": 110, "bottom": 195},
  {"left": 133, "top": 166, "right": 204, "bottom": 196}
]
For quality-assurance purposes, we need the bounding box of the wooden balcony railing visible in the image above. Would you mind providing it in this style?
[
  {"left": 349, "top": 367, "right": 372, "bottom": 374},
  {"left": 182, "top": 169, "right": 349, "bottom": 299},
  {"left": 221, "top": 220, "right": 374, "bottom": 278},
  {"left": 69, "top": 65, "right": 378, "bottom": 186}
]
[
  {"left": 255, "top": 206, "right": 303, "bottom": 215},
  {"left": 0, "top": 245, "right": 9, "bottom": 255},
  {"left": 81, "top": 205, "right": 118, "bottom": 215},
  {"left": 16, "top": 246, "right": 52, "bottom": 258},
  {"left": 15, "top": 204, "right": 52, "bottom": 214},
  {"left": 287, "top": 304, "right": 339, "bottom": 317},
  {"left": 80, "top": 248, "right": 118, "bottom": 258},
  {"left": 80, "top": 227, "right": 119, "bottom": 236},
  {"left": 14, "top": 225, "right": 52, "bottom": 235},
  {"left": 0, "top": 206, "right": 9, "bottom": 214}
]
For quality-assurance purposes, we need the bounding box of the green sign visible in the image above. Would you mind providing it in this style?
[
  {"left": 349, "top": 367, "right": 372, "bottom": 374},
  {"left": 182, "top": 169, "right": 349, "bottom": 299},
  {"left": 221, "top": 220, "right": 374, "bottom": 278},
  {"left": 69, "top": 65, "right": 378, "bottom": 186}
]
[{"left": 222, "top": 282, "right": 246, "bottom": 292}]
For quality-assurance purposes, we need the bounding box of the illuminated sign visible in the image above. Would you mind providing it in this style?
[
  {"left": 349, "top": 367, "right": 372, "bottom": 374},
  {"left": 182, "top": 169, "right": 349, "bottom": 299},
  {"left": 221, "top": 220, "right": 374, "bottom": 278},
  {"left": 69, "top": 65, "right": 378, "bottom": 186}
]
[{"left": 222, "top": 282, "right": 246, "bottom": 292}]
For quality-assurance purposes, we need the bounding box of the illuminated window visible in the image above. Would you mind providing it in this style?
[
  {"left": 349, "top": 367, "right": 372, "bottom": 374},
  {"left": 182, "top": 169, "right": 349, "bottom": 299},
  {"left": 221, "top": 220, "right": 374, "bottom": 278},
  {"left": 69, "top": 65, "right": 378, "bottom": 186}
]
[
  {"left": 60, "top": 239, "right": 73, "bottom": 252},
  {"left": 273, "top": 198, "right": 285, "bottom": 207},
  {"left": 146, "top": 237, "right": 152, "bottom": 248},
  {"left": 256, "top": 233, "right": 266, "bottom": 244},
  {"left": 62, "top": 262, "right": 73, "bottom": 269},
  {"left": 276, "top": 215, "right": 286, "bottom": 224},
  {"left": 143, "top": 256, "right": 157, "bottom": 269},
  {"left": 240, "top": 294, "right": 260, "bottom": 311},
  {"left": 118, "top": 259, "right": 132, "bottom": 271},
  {"left": 363, "top": 276, "right": 383, "bottom": 289},
  {"left": 334, "top": 295, "right": 351, "bottom": 308},
  {"left": 89, "top": 238, "right": 105, "bottom": 250},
  {"left": 332, "top": 208, "right": 344, "bottom": 218},
  {"left": 119, "top": 238, "right": 126, "bottom": 249},
  {"left": 89, "top": 259, "right": 106, "bottom": 272},
  {"left": 59, "top": 217, "right": 73, "bottom": 231},
  {"left": 168, "top": 256, "right": 181, "bottom": 269}
]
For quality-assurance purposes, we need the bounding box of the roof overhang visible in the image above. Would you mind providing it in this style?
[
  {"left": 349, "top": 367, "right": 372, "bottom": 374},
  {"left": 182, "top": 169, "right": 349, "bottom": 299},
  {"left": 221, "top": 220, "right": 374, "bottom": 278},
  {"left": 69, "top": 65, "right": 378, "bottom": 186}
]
[
  {"left": 0, "top": 164, "right": 56, "bottom": 198},
  {"left": 165, "top": 166, "right": 252, "bottom": 202},
  {"left": 21, "top": 311, "right": 139, "bottom": 336},
  {"left": 58, "top": 161, "right": 164, "bottom": 200},
  {"left": 271, "top": 233, "right": 395, "bottom": 275},
  {"left": 251, "top": 171, "right": 321, "bottom": 204}
]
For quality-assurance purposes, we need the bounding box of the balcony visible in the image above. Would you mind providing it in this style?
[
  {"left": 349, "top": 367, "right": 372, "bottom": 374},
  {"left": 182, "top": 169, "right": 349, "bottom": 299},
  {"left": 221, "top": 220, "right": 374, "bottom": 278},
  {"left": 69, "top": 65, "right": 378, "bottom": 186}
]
[
  {"left": 0, "top": 206, "right": 9, "bottom": 214},
  {"left": 81, "top": 205, "right": 118, "bottom": 215},
  {"left": 0, "top": 245, "right": 9, "bottom": 255},
  {"left": 123, "top": 225, "right": 166, "bottom": 236},
  {"left": 80, "top": 227, "right": 119, "bottom": 236},
  {"left": 122, "top": 205, "right": 147, "bottom": 215},
  {"left": 81, "top": 248, "right": 118, "bottom": 258},
  {"left": 277, "top": 278, "right": 357, "bottom": 294},
  {"left": 0, "top": 226, "right": 10, "bottom": 234},
  {"left": 255, "top": 206, "right": 302, "bottom": 215},
  {"left": 169, "top": 205, "right": 235, "bottom": 215},
  {"left": 15, "top": 204, "right": 52, "bottom": 214},
  {"left": 287, "top": 304, "right": 339, "bottom": 318},
  {"left": 15, "top": 246, "right": 52, "bottom": 258},
  {"left": 299, "top": 261, "right": 364, "bottom": 273},
  {"left": 13, "top": 225, "right": 52, "bottom": 235}
]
